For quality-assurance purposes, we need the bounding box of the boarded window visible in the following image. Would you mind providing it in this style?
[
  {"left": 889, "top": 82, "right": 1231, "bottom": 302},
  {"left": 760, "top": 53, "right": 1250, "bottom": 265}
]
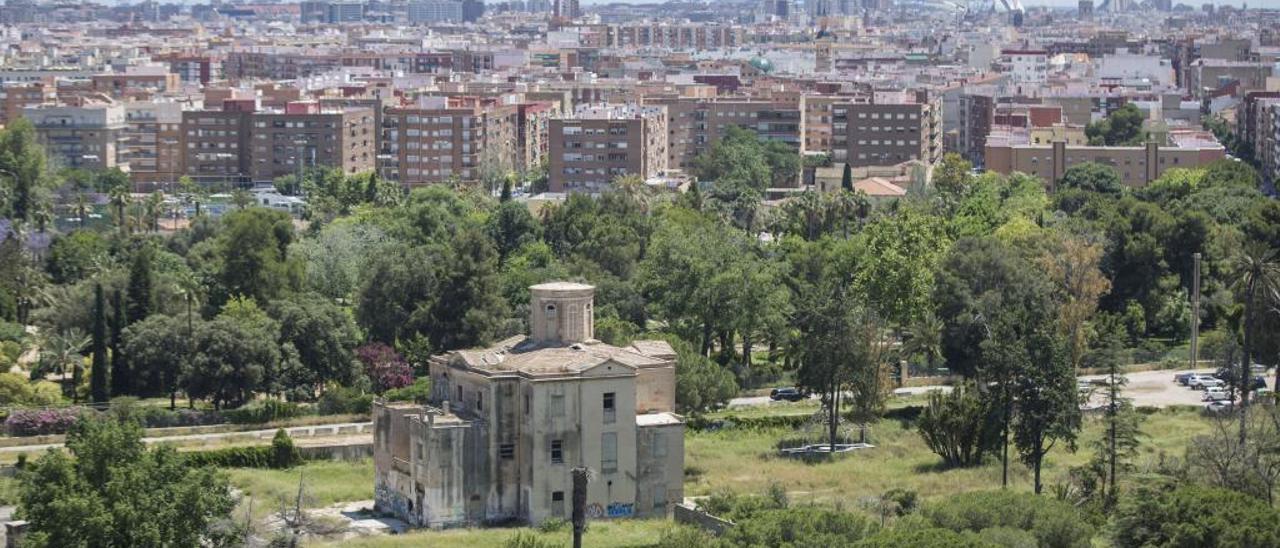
[
  {"left": 551, "top": 491, "right": 565, "bottom": 516},
  {"left": 653, "top": 485, "right": 666, "bottom": 510},
  {"left": 550, "top": 394, "right": 565, "bottom": 417},
  {"left": 499, "top": 443, "right": 514, "bottom": 460},
  {"left": 602, "top": 432, "right": 617, "bottom": 474}
]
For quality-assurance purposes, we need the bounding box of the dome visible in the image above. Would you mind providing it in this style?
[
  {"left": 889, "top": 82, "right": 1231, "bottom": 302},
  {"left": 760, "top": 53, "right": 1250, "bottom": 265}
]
[{"left": 749, "top": 56, "right": 774, "bottom": 73}]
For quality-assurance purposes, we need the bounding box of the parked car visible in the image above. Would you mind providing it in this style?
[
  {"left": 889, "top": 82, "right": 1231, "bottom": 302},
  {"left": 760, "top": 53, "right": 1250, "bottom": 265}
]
[
  {"left": 1203, "top": 387, "right": 1231, "bottom": 402},
  {"left": 1252, "top": 376, "right": 1268, "bottom": 391},
  {"left": 1205, "top": 400, "right": 1235, "bottom": 414},
  {"left": 1174, "top": 372, "right": 1197, "bottom": 385},
  {"left": 1191, "top": 375, "right": 1224, "bottom": 390},
  {"left": 769, "top": 387, "right": 806, "bottom": 402}
]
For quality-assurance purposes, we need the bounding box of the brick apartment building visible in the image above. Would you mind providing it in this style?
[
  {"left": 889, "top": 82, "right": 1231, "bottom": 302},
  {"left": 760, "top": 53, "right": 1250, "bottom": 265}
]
[
  {"left": 381, "top": 96, "right": 518, "bottom": 187},
  {"left": 548, "top": 104, "right": 667, "bottom": 193},
  {"left": 984, "top": 127, "right": 1226, "bottom": 187},
  {"left": 644, "top": 97, "right": 803, "bottom": 173},
  {"left": 249, "top": 101, "right": 376, "bottom": 182}
]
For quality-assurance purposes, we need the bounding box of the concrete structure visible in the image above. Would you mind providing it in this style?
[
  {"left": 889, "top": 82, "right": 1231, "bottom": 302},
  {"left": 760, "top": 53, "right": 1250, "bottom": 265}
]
[
  {"left": 836, "top": 91, "right": 942, "bottom": 168},
  {"left": 249, "top": 101, "right": 376, "bottom": 183},
  {"left": 382, "top": 95, "right": 518, "bottom": 187},
  {"left": 984, "top": 127, "right": 1226, "bottom": 187},
  {"left": 372, "top": 283, "right": 683, "bottom": 528},
  {"left": 24, "top": 97, "right": 127, "bottom": 172},
  {"left": 408, "top": 0, "right": 463, "bottom": 23},
  {"left": 548, "top": 104, "right": 667, "bottom": 193}
]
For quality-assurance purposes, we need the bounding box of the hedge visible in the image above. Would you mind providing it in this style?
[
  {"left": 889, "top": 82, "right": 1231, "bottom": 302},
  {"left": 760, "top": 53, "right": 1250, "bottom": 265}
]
[
  {"left": 685, "top": 414, "right": 812, "bottom": 431},
  {"left": 183, "top": 429, "right": 302, "bottom": 469}
]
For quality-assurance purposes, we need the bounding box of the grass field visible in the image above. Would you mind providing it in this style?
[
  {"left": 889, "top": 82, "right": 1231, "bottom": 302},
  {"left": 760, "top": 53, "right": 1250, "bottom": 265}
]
[
  {"left": 228, "top": 459, "right": 374, "bottom": 520},
  {"left": 684, "top": 405, "right": 1215, "bottom": 504},
  {"left": 315, "top": 519, "right": 671, "bottom": 548}
]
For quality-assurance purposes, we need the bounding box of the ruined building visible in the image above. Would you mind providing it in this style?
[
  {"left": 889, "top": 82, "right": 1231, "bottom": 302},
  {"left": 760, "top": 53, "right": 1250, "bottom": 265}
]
[{"left": 372, "top": 282, "right": 685, "bottom": 528}]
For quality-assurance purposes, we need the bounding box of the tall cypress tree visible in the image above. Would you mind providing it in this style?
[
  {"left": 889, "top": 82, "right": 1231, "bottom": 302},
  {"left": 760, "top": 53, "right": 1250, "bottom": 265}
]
[
  {"left": 841, "top": 163, "right": 853, "bottom": 192},
  {"left": 90, "top": 283, "right": 109, "bottom": 404},
  {"left": 127, "top": 246, "right": 153, "bottom": 323},
  {"left": 110, "top": 290, "right": 130, "bottom": 397}
]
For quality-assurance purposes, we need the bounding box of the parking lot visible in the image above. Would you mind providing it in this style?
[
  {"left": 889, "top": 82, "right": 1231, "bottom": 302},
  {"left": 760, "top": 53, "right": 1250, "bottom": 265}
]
[{"left": 1081, "top": 368, "right": 1272, "bottom": 408}]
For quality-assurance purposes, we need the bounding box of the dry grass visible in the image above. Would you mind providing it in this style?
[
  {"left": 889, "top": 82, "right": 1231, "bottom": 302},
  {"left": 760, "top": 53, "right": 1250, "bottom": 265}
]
[{"left": 312, "top": 519, "right": 671, "bottom": 548}]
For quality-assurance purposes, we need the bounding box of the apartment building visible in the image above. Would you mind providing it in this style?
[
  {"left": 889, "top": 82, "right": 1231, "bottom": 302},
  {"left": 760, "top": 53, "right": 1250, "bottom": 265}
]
[
  {"left": 181, "top": 99, "right": 257, "bottom": 183},
  {"left": 956, "top": 93, "right": 994, "bottom": 166},
  {"left": 984, "top": 127, "right": 1226, "bottom": 187},
  {"left": 646, "top": 97, "right": 803, "bottom": 172},
  {"left": 373, "top": 283, "right": 683, "bottom": 528},
  {"left": 408, "top": 0, "right": 462, "bottom": 23},
  {"left": 123, "top": 99, "right": 191, "bottom": 187},
  {"left": 0, "top": 82, "right": 55, "bottom": 127},
  {"left": 1186, "top": 60, "right": 1275, "bottom": 98},
  {"left": 548, "top": 104, "right": 667, "bottom": 194},
  {"left": 517, "top": 101, "right": 560, "bottom": 175},
  {"left": 801, "top": 94, "right": 869, "bottom": 155},
  {"left": 249, "top": 101, "right": 376, "bottom": 183},
  {"left": 24, "top": 97, "right": 127, "bottom": 171},
  {"left": 836, "top": 92, "right": 943, "bottom": 168},
  {"left": 1263, "top": 102, "right": 1280, "bottom": 185},
  {"left": 382, "top": 96, "right": 518, "bottom": 187}
]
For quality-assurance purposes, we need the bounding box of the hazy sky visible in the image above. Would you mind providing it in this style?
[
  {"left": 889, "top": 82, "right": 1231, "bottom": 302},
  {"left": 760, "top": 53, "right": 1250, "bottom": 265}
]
[{"left": 579, "top": 0, "right": 1279, "bottom": 8}]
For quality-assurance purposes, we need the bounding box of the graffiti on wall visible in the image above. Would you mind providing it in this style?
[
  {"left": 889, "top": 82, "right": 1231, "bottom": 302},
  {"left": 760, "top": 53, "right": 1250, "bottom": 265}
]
[{"left": 584, "top": 502, "right": 635, "bottom": 519}]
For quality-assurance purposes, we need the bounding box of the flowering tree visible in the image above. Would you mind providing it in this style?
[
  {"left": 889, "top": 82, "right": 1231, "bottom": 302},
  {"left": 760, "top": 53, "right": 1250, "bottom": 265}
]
[{"left": 356, "top": 343, "right": 412, "bottom": 394}]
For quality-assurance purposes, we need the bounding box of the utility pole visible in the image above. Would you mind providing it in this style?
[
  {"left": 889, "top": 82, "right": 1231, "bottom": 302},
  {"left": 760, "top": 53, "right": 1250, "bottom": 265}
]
[{"left": 1191, "top": 252, "right": 1201, "bottom": 369}]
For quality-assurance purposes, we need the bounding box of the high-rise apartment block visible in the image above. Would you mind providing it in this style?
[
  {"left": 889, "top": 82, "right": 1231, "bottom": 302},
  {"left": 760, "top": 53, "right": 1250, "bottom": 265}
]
[
  {"left": 24, "top": 97, "right": 128, "bottom": 172},
  {"left": 835, "top": 92, "right": 943, "bottom": 168},
  {"left": 382, "top": 96, "right": 518, "bottom": 187},
  {"left": 548, "top": 104, "right": 667, "bottom": 193}
]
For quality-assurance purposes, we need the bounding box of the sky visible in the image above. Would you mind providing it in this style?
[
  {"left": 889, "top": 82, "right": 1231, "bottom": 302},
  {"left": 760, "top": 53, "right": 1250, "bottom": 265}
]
[{"left": 578, "top": 0, "right": 1280, "bottom": 8}]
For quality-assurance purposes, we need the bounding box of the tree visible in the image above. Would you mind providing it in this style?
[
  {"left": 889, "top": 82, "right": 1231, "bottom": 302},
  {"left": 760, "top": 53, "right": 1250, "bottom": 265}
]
[
  {"left": 1085, "top": 103, "right": 1146, "bottom": 146},
  {"left": 39, "top": 328, "right": 88, "bottom": 395},
  {"left": 1008, "top": 322, "right": 1080, "bottom": 494},
  {"left": 1038, "top": 235, "right": 1111, "bottom": 371},
  {"left": 487, "top": 200, "right": 542, "bottom": 264},
  {"left": 89, "top": 284, "right": 108, "bottom": 404},
  {"left": 690, "top": 126, "right": 772, "bottom": 191},
  {"left": 122, "top": 315, "right": 188, "bottom": 406},
  {"left": 126, "top": 246, "right": 154, "bottom": 323},
  {"left": 109, "top": 291, "right": 130, "bottom": 398},
  {"left": 356, "top": 245, "right": 437, "bottom": 345},
  {"left": 1091, "top": 333, "right": 1142, "bottom": 507},
  {"left": 1058, "top": 162, "right": 1124, "bottom": 194},
  {"left": 268, "top": 294, "right": 362, "bottom": 398},
  {"left": 669, "top": 336, "right": 737, "bottom": 415},
  {"left": 356, "top": 343, "right": 413, "bottom": 394},
  {"left": 16, "top": 416, "right": 237, "bottom": 547},
  {"left": 841, "top": 162, "right": 854, "bottom": 192},
  {"left": 0, "top": 118, "right": 50, "bottom": 223},
  {"left": 427, "top": 227, "right": 507, "bottom": 351},
  {"left": 1113, "top": 485, "right": 1280, "bottom": 548},
  {"left": 931, "top": 153, "right": 973, "bottom": 204},
  {"left": 1230, "top": 241, "right": 1280, "bottom": 444},
  {"left": 183, "top": 317, "right": 276, "bottom": 409},
  {"left": 45, "top": 231, "right": 107, "bottom": 284},
  {"left": 106, "top": 174, "right": 131, "bottom": 234},
  {"left": 917, "top": 382, "right": 1001, "bottom": 467},
  {"left": 216, "top": 208, "right": 301, "bottom": 306}
]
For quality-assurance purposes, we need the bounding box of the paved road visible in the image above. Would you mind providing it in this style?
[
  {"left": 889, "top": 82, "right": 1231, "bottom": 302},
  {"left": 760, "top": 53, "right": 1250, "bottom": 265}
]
[
  {"left": 0, "top": 421, "right": 373, "bottom": 455},
  {"left": 729, "top": 368, "right": 1265, "bottom": 409}
]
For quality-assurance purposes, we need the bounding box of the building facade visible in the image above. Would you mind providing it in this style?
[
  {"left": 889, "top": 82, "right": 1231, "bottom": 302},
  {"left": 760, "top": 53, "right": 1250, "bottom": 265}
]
[
  {"left": 249, "top": 101, "right": 376, "bottom": 183},
  {"left": 372, "top": 283, "right": 683, "bottom": 529},
  {"left": 381, "top": 96, "right": 518, "bottom": 187},
  {"left": 836, "top": 94, "right": 942, "bottom": 168},
  {"left": 548, "top": 104, "right": 667, "bottom": 193},
  {"left": 24, "top": 98, "right": 127, "bottom": 172},
  {"left": 984, "top": 128, "right": 1226, "bottom": 187}
]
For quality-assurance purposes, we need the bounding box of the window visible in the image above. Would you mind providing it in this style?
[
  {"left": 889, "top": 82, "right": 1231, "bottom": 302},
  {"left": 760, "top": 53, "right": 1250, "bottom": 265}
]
[
  {"left": 551, "top": 491, "right": 565, "bottom": 516},
  {"left": 550, "top": 394, "right": 565, "bottom": 417},
  {"left": 601, "top": 433, "right": 617, "bottom": 473},
  {"left": 551, "top": 440, "right": 564, "bottom": 464},
  {"left": 525, "top": 393, "right": 531, "bottom": 415},
  {"left": 477, "top": 392, "right": 484, "bottom": 412},
  {"left": 456, "top": 385, "right": 463, "bottom": 403},
  {"left": 653, "top": 485, "right": 666, "bottom": 510},
  {"left": 603, "top": 392, "right": 616, "bottom": 424},
  {"left": 499, "top": 443, "right": 515, "bottom": 459}
]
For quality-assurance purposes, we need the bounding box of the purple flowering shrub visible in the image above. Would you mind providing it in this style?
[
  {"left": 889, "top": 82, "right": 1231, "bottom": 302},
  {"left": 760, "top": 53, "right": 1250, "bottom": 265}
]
[
  {"left": 356, "top": 343, "right": 413, "bottom": 394},
  {"left": 6, "top": 407, "right": 86, "bottom": 436}
]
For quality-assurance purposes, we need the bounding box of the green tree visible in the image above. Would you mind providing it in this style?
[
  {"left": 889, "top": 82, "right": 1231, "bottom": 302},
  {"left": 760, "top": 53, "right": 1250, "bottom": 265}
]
[
  {"left": 841, "top": 162, "right": 854, "bottom": 192},
  {"left": 1085, "top": 103, "right": 1146, "bottom": 146},
  {"left": 16, "top": 416, "right": 237, "bottom": 547},
  {"left": 45, "top": 231, "right": 107, "bottom": 284},
  {"left": 1230, "top": 241, "right": 1280, "bottom": 444},
  {"left": 1113, "top": 485, "right": 1280, "bottom": 548},
  {"left": 268, "top": 294, "right": 362, "bottom": 399},
  {"left": 216, "top": 208, "right": 301, "bottom": 306},
  {"left": 89, "top": 284, "right": 108, "bottom": 404},
  {"left": 690, "top": 125, "right": 772, "bottom": 191},
  {"left": 917, "top": 382, "right": 1000, "bottom": 467},
  {"left": 0, "top": 118, "right": 50, "bottom": 223},
  {"left": 183, "top": 316, "right": 277, "bottom": 409},
  {"left": 427, "top": 227, "right": 507, "bottom": 351},
  {"left": 669, "top": 336, "right": 737, "bottom": 415},
  {"left": 1058, "top": 162, "right": 1124, "bottom": 194},
  {"left": 109, "top": 291, "right": 130, "bottom": 397},
  {"left": 122, "top": 315, "right": 187, "bottom": 404},
  {"left": 126, "top": 246, "right": 154, "bottom": 323},
  {"left": 487, "top": 200, "right": 542, "bottom": 264},
  {"left": 356, "top": 245, "right": 437, "bottom": 345},
  {"left": 932, "top": 153, "right": 974, "bottom": 204},
  {"left": 1007, "top": 322, "right": 1080, "bottom": 494}
]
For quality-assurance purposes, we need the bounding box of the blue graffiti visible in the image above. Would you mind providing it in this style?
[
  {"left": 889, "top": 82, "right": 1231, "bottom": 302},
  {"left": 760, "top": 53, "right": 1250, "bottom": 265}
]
[{"left": 606, "top": 502, "right": 634, "bottom": 518}]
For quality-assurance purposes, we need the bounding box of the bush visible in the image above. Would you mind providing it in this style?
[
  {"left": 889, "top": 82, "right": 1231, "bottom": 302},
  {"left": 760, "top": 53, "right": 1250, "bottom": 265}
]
[
  {"left": 222, "top": 400, "right": 307, "bottom": 424},
  {"left": 356, "top": 343, "right": 413, "bottom": 394},
  {"left": 5, "top": 407, "right": 86, "bottom": 436},
  {"left": 536, "top": 518, "right": 567, "bottom": 534},
  {"left": 855, "top": 527, "right": 994, "bottom": 547},
  {"left": 1112, "top": 485, "right": 1280, "bottom": 548},
  {"left": 721, "top": 507, "right": 878, "bottom": 547},
  {"left": 654, "top": 524, "right": 717, "bottom": 548},
  {"left": 138, "top": 407, "right": 223, "bottom": 428},
  {"left": 0, "top": 321, "right": 24, "bottom": 343},
  {"left": 973, "top": 526, "right": 1038, "bottom": 548},
  {"left": 184, "top": 446, "right": 277, "bottom": 468},
  {"left": 922, "top": 490, "right": 1096, "bottom": 548},
  {"left": 685, "top": 414, "right": 810, "bottom": 432},
  {"left": 503, "top": 532, "right": 557, "bottom": 548},
  {"left": 271, "top": 429, "right": 302, "bottom": 468},
  {"left": 317, "top": 386, "right": 373, "bottom": 415},
  {"left": 383, "top": 377, "right": 432, "bottom": 404},
  {"left": 917, "top": 382, "right": 1000, "bottom": 468}
]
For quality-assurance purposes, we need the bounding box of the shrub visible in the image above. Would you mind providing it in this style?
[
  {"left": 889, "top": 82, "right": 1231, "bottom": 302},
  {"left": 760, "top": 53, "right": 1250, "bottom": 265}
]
[
  {"left": 855, "top": 527, "right": 995, "bottom": 547},
  {"left": 917, "top": 382, "right": 1000, "bottom": 468},
  {"left": 536, "top": 518, "right": 567, "bottom": 533},
  {"left": 138, "top": 407, "right": 223, "bottom": 428},
  {"left": 721, "top": 507, "right": 878, "bottom": 547},
  {"left": 222, "top": 400, "right": 306, "bottom": 424},
  {"left": 271, "top": 429, "right": 301, "bottom": 468},
  {"left": 1112, "top": 485, "right": 1280, "bottom": 548},
  {"left": 184, "top": 446, "right": 276, "bottom": 468},
  {"left": 0, "top": 321, "right": 24, "bottom": 343},
  {"left": 383, "top": 377, "right": 432, "bottom": 404},
  {"left": 881, "top": 488, "right": 918, "bottom": 516},
  {"left": 503, "top": 532, "right": 557, "bottom": 548},
  {"left": 973, "top": 526, "right": 1038, "bottom": 548},
  {"left": 317, "top": 386, "right": 373, "bottom": 415},
  {"left": 922, "top": 490, "right": 1096, "bottom": 548},
  {"left": 654, "top": 524, "right": 717, "bottom": 548},
  {"left": 5, "top": 407, "right": 86, "bottom": 436},
  {"left": 356, "top": 343, "right": 413, "bottom": 394}
]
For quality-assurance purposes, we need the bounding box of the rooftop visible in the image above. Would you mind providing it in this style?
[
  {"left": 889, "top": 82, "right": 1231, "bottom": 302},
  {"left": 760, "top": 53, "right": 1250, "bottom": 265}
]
[{"left": 451, "top": 335, "right": 672, "bottom": 378}]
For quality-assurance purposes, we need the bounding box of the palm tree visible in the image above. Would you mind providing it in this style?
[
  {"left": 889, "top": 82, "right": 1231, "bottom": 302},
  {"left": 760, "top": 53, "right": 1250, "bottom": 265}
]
[
  {"left": 611, "top": 174, "right": 652, "bottom": 214},
  {"left": 107, "top": 182, "right": 130, "bottom": 234},
  {"left": 173, "top": 271, "right": 202, "bottom": 410},
  {"left": 901, "top": 312, "right": 944, "bottom": 377},
  {"left": 144, "top": 192, "right": 164, "bottom": 232},
  {"left": 40, "top": 328, "right": 89, "bottom": 400},
  {"left": 1229, "top": 241, "right": 1280, "bottom": 445},
  {"left": 73, "top": 191, "right": 89, "bottom": 230},
  {"left": 231, "top": 189, "right": 253, "bottom": 210}
]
